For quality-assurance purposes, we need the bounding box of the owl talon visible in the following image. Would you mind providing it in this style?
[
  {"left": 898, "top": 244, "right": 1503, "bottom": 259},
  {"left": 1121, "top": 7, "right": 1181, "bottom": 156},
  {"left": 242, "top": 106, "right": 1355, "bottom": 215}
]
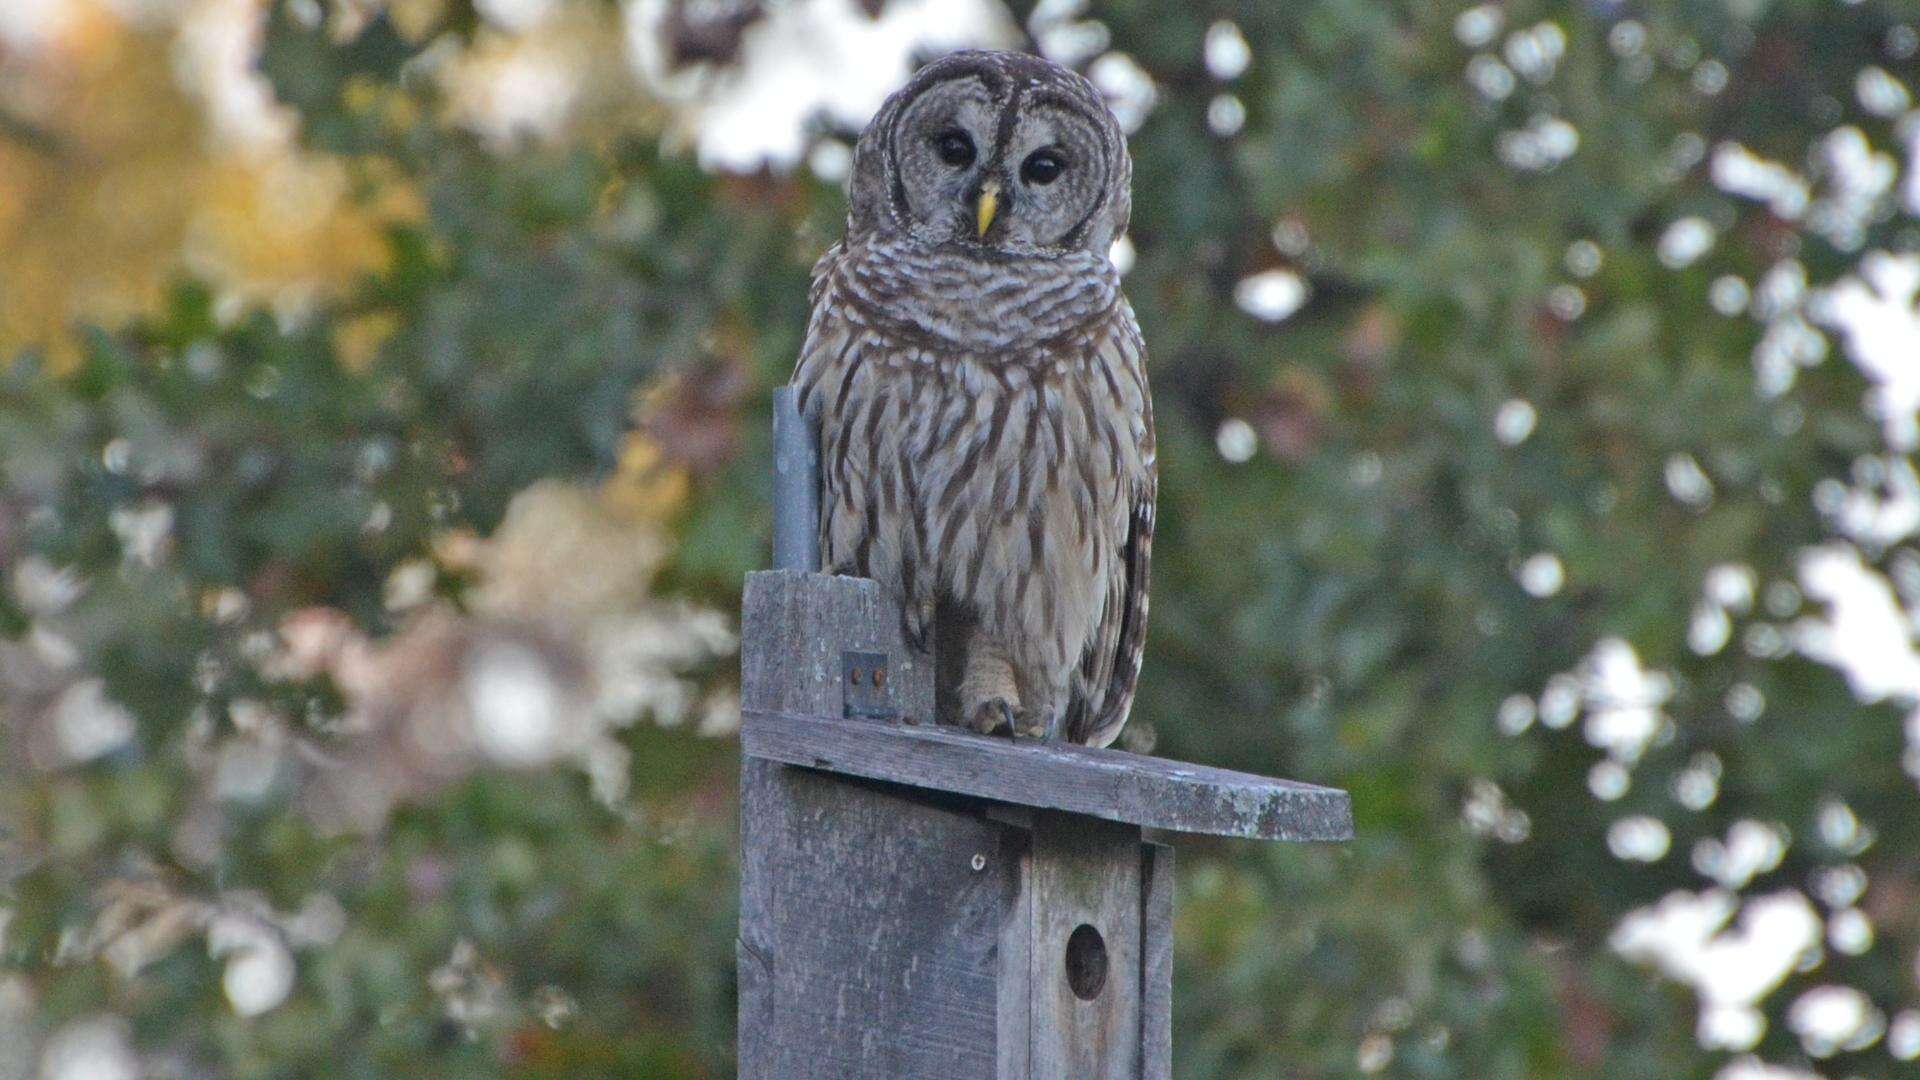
[
  {"left": 1011, "top": 708, "right": 1060, "bottom": 741},
  {"left": 902, "top": 599, "right": 936, "bottom": 654},
  {"left": 965, "top": 697, "right": 1016, "bottom": 736}
]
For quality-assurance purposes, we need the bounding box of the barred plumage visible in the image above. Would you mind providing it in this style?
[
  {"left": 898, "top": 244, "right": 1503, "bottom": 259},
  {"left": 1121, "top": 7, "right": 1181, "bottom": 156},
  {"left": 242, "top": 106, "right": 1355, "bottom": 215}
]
[{"left": 793, "top": 51, "right": 1155, "bottom": 746}]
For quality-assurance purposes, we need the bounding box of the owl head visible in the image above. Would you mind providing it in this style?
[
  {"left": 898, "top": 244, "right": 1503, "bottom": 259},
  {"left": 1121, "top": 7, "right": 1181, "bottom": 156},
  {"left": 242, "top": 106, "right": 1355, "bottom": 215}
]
[{"left": 847, "top": 50, "right": 1132, "bottom": 258}]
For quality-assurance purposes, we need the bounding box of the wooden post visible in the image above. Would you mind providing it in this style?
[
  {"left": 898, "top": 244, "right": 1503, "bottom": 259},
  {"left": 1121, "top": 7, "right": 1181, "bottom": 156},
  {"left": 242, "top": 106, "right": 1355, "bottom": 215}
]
[{"left": 738, "top": 390, "right": 1352, "bottom": 1078}]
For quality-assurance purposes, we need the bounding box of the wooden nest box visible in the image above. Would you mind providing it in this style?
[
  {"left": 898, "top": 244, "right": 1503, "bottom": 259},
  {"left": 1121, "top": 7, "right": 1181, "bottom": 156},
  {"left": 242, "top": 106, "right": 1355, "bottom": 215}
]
[{"left": 738, "top": 389, "right": 1353, "bottom": 1078}]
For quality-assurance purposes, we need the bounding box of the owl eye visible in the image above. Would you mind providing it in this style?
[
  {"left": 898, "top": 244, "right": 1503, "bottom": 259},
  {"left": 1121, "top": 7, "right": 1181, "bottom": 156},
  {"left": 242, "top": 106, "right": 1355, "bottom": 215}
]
[
  {"left": 933, "top": 130, "right": 976, "bottom": 168},
  {"left": 1021, "top": 149, "right": 1066, "bottom": 186}
]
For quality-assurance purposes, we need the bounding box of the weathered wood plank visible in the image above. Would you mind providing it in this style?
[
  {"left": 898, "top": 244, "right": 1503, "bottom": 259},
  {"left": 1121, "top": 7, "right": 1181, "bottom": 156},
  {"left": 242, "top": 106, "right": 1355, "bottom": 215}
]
[
  {"left": 1138, "top": 842, "right": 1173, "bottom": 1080},
  {"left": 739, "top": 762, "right": 1018, "bottom": 1078},
  {"left": 740, "top": 570, "right": 936, "bottom": 725},
  {"left": 735, "top": 760, "right": 779, "bottom": 1074},
  {"left": 996, "top": 827, "right": 1032, "bottom": 1080},
  {"left": 740, "top": 708, "right": 1353, "bottom": 842},
  {"left": 1027, "top": 812, "right": 1142, "bottom": 1078}
]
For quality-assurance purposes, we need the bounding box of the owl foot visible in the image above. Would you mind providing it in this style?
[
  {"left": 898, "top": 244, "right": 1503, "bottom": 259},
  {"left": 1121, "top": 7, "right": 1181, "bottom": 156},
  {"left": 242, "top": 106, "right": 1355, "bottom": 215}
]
[
  {"left": 1012, "top": 708, "right": 1061, "bottom": 742},
  {"left": 902, "top": 598, "right": 936, "bottom": 655},
  {"left": 965, "top": 697, "right": 1016, "bottom": 736}
]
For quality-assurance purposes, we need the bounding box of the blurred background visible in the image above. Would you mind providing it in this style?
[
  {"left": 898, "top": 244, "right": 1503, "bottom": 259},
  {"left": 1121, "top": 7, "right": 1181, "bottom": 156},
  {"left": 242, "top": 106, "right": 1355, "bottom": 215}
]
[{"left": 1, "top": 0, "right": 1918, "bottom": 1076}]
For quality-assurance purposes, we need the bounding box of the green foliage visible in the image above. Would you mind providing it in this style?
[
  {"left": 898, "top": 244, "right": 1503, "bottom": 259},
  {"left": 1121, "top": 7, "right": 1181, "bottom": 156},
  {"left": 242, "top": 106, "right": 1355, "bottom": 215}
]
[{"left": 6, "top": 0, "right": 1920, "bottom": 1076}]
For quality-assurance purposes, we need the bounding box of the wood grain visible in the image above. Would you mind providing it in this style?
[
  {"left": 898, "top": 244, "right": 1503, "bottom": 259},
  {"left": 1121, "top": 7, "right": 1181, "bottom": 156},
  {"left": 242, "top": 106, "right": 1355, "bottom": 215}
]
[
  {"left": 1027, "top": 812, "right": 1142, "bottom": 1078},
  {"left": 741, "top": 569, "right": 936, "bottom": 725},
  {"left": 1138, "top": 841, "right": 1172, "bottom": 1080},
  {"left": 739, "top": 762, "right": 1019, "bottom": 1078},
  {"left": 741, "top": 707, "right": 1353, "bottom": 842}
]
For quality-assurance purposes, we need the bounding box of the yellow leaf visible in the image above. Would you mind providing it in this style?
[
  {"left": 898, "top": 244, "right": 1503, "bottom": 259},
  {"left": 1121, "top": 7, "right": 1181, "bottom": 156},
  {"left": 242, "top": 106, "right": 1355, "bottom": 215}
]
[
  {"left": 604, "top": 433, "right": 692, "bottom": 523},
  {"left": 333, "top": 311, "right": 400, "bottom": 371}
]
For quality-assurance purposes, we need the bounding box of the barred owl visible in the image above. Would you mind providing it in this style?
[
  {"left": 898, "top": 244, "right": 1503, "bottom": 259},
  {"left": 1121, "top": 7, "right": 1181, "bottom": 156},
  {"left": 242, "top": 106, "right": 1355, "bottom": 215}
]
[{"left": 793, "top": 50, "right": 1154, "bottom": 747}]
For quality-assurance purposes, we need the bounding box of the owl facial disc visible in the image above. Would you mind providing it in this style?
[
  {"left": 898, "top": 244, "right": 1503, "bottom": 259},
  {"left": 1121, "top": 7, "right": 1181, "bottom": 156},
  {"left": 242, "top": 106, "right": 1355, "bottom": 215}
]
[{"left": 846, "top": 49, "right": 1133, "bottom": 257}]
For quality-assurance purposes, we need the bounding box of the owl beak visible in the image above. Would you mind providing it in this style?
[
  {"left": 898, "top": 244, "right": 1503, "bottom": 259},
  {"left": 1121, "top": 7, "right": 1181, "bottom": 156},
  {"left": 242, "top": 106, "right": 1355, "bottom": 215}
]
[{"left": 975, "top": 182, "right": 1000, "bottom": 239}]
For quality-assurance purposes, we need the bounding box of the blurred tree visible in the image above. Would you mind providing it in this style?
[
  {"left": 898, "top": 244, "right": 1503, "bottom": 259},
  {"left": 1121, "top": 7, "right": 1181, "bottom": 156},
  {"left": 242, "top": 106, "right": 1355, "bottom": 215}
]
[
  {"left": 4, "top": 0, "right": 1920, "bottom": 1077},
  {"left": 0, "top": 3, "right": 417, "bottom": 371}
]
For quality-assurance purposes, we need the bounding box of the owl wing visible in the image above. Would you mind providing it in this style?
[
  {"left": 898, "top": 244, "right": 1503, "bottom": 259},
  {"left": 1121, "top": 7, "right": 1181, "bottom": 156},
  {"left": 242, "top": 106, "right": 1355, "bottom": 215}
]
[
  {"left": 791, "top": 244, "right": 866, "bottom": 578},
  {"left": 806, "top": 241, "right": 842, "bottom": 309},
  {"left": 1069, "top": 309, "right": 1156, "bottom": 748}
]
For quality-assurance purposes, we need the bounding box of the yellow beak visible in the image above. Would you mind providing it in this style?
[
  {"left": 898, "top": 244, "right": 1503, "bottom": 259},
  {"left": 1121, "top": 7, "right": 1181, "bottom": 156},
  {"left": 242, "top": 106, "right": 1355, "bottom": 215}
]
[{"left": 975, "top": 183, "right": 1000, "bottom": 238}]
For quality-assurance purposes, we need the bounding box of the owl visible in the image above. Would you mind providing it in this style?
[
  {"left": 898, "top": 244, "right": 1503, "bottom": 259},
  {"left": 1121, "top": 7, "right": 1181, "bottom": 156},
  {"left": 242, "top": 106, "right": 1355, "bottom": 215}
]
[{"left": 792, "top": 49, "right": 1154, "bottom": 747}]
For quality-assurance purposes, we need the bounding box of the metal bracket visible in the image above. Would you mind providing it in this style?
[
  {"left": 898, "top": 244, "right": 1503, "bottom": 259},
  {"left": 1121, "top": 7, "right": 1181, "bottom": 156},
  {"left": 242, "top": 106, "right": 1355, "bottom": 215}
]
[{"left": 841, "top": 650, "right": 896, "bottom": 721}]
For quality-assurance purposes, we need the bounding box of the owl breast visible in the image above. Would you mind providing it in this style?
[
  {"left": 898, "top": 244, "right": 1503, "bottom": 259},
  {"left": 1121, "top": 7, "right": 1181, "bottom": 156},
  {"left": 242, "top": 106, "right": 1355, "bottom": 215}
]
[{"left": 793, "top": 236, "right": 1154, "bottom": 739}]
